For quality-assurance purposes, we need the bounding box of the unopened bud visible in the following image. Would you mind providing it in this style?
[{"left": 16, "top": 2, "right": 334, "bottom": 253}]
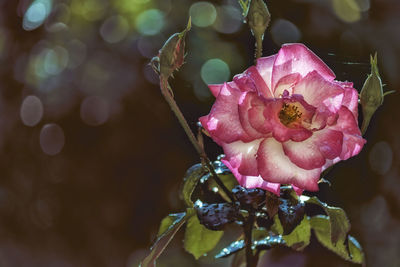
[
  {"left": 247, "top": 0, "right": 271, "bottom": 59},
  {"left": 153, "top": 17, "right": 191, "bottom": 79},
  {"left": 248, "top": 0, "right": 270, "bottom": 36},
  {"left": 360, "top": 53, "right": 393, "bottom": 134}
]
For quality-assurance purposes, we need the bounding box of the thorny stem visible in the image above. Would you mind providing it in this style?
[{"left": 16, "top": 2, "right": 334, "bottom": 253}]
[
  {"left": 244, "top": 212, "right": 257, "bottom": 267},
  {"left": 159, "top": 76, "right": 236, "bottom": 203}
]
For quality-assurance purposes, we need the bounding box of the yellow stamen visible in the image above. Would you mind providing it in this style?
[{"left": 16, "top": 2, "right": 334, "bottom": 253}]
[{"left": 279, "top": 103, "right": 302, "bottom": 126}]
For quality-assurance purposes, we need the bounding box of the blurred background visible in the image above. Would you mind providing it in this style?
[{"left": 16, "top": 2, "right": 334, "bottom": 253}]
[{"left": 0, "top": 0, "right": 399, "bottom": 266}]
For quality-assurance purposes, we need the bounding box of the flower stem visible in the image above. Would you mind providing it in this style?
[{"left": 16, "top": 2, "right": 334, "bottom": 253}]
[
  {"left": 159, "top": 76, "right": 236, "bottom": 203},
  {"left": 244, "top": 212, "right": 257, "bottom": 267},
  {"left": 255, "top": 36, "right": 263, "bottom": 62}
]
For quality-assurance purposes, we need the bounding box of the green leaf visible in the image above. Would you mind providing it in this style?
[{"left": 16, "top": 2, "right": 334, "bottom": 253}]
[
  {"left": 215, "top": 240, "right": 245, "bottom": 258},
  {"left": 206, "top": 161, "right": 239, "bottom": 202},
  {"left": 305, "top": 196, "right": 350, "bottom": 244},
  {"left": 310, "top": 215, "right": 364, "bottom": 264},
  {"left": 231, "top": 249, "right": 247, "bottom": 267},
  {"left": 181, "top": 163, "right": 206, "bottom": 207},
  {"left": 141, "top": 212, "right": 188, "bottom": 267},
  {"left": 184, "top": 214, "right": 224, "bottom": 259},
  {"left": 348, "top": 235, "right": 365, "bottom": 264},
  {"left": 282, "top": 216, "right": 311, "bottom": 251},
  {"left": 271, "top": 214, "right": 284, "bottom": 235},
  {"left": 254, "top": 235, "right": 285, "bottom": 250},
  {"left": 157, "top": 212, "right": 186, "bottom": 237}
]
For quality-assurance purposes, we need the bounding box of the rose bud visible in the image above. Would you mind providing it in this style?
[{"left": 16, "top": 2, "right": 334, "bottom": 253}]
[
  {"left": 247, "top": 0, "right": 271, "bottom": 59},
  {"left": 157, "top": 17, "right": 191, "bottom": 79},
  {"left": 360, "top": 53, "right": 393, "bottom": 134}
]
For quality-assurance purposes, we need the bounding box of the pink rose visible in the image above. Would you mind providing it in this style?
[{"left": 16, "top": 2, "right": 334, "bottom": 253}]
[{"left": 199, "top": 43, "right": 365, "bottom": 195}]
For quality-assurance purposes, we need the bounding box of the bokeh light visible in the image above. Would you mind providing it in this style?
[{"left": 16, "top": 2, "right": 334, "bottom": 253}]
[
  {"left": 39, "top": 123, "right": 65, "bottom": 155},
  {"left": 189, "top": 2, "right": 217, "bottom": 28},
  {"left": 80, "top": 96, "right": 110, "bottom": 126},
  {"left": 23, "top": 0, "right": 53, "bottom": 31},
  {"left": 331, "top": 0, "right": 362, "bottom": 23},
  {"left": 100, "top": 15, "right": 130, "bottom": 44},
  {"left": 369, "top": 141, "right": 393, "bottom": 175},
  {"left": 135, "top": 9, "right": 165, "bottom": 36},
  {"left": 271, "top": 19, "right": 302, "bottom": 46},
  {"left": 20, "top": 95, "right": 44, "bottom": 127},
  {"left": 200, "top": 58, "right": 230, "bottom": 85},
  {"left": 213, "top": 5, "right": 242, "bottom": 34}
]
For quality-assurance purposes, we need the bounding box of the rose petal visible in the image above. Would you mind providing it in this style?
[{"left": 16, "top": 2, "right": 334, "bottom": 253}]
[
  {"left": 272, "top": 43, "right": 336, "bottom": 90},
  {"left": 273, "top": 73, "right": 301, "bottom": 97},
  {"left": 257, "top": 137, "right": 321, "bottom": 191},
  {"left": 234, "top": 66, "right": 274, "bottom": 98},
  {"left": 330, "top": 106, "right": 366, "bottom": 160},
  {"left": 293, "top": 71, "right": 344, "bottom": 111},
  {"left": 222, "top": 139, "right": 262, "bottom": 176},
  {"left": 282, "top": 138, "right": 326, "bottom": 170},
  {"left": 221, "top": 159, "right": 281, "bottom": 195},
  {"left": 199, "top": 83, "right": 250, "bottom": 145},
  {"left": 256, "top": 55, "right": 276, "bottom": 90},
  {"left": 238, "top": 92, "right": 267, "bottom": 138},
  {"left": 208, "top": 84, "right": 223, "bottom": 98}
]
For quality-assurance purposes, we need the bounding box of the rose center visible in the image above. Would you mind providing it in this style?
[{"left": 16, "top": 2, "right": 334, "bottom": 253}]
[{"left": 279, "top": 103, "right": 302, "bottom": 126}]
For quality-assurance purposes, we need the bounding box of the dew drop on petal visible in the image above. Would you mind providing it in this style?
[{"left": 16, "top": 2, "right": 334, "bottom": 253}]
[
  {"left": 39, "top": 123, "right": 65, "bottom": 155},
  {"left": 20, "top": 95, "right": 44, "bottom": 127}
]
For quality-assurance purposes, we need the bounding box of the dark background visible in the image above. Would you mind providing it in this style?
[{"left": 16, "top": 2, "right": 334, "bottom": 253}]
[{"left": 0, "top": 0, "right": 399, "bottom": 266}]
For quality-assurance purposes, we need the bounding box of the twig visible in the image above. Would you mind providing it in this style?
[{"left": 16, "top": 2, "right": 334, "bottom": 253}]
[
  {"left": 159, "top": 76, "right": 236, "bottom": 203},
  {"left": 244, "top": 212, "right": 257, "bottom": 267}
]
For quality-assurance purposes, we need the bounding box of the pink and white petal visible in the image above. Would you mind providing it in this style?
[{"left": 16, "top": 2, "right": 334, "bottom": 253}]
[
  {"left": 238, "top": 92, "right": 267, "bottom": 138},
  {"left": 282, "top": 137, "right": 326, "bottom": 170},
  {"left": 222, "top": 139, "right": 263, "bottom": 176},
  {"left": 342, "top": 86, "right": 359, "bottom": 119},
  {"left": 273, "top": 73, "right": 301, "bottom": 97},
  {"left": 271, "top": 43, "right": 336, "bottom": 90},
  {"left": 257, "top": 138, "right": 321, "bottom": 191},
  {"left": 245, "top": 66, "right": 274, "bottom": 98},
  {"left": 340, "top": 134, "right": 366, "bottom": 160},
  {"left": 292, "top": 185, "right": 303, "bottom": 196},
  {"left": 199, "top": 83, "right": 250, "bottom": 145},
  {"left": 208, "top": 84, "right": 224, "bottom": 97},
  {"left": 233, "top": 73, "right": 258, "bottom": 93},
  {"left": 293, "top": 71, "right": 344, "bottom": 110},
  {"left": 314, "top": 129, "right": 343, "bottom": 160},
  {"left": 221, "top": 159, "right": 281, "bottom": 195},
  {"left": 256, "top": 55, "right": 276, "bottom": 90},
  {"left": 331, "top": 106, "right": 362, "bottom": 135},
  {"left": 328, "top": 106, "right": 365, "bottom": 160}
]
